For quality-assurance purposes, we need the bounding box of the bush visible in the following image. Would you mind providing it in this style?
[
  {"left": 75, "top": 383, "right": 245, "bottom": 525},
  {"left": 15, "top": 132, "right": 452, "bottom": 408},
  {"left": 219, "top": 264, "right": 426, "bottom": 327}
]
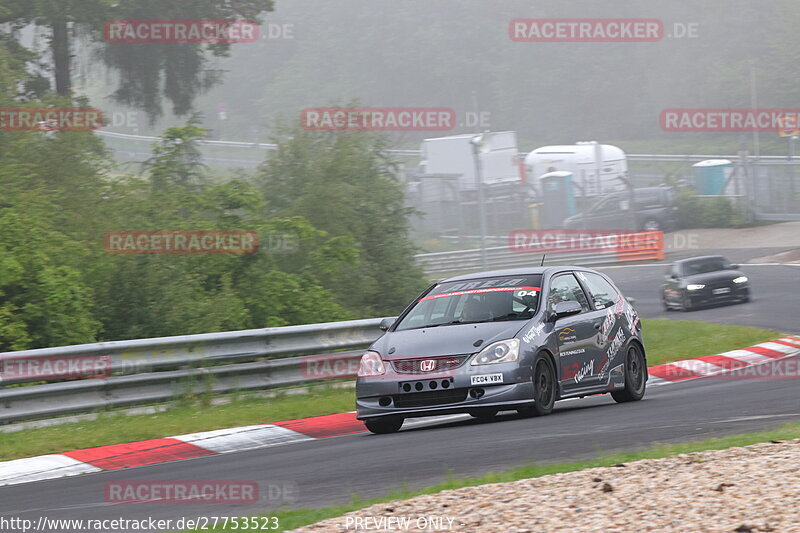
[{"left": 675, "top": 189, "right": 746, "bottom": 228}]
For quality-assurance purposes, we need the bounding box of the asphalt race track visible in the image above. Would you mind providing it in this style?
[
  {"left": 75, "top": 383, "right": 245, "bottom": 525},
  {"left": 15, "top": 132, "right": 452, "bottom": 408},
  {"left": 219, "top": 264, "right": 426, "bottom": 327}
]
[
  {"left": 1, "top": 261, "right": 799, "bottom": 530},
  {"left": 599, "top": 260, "right": 800, "bottom": 335}
]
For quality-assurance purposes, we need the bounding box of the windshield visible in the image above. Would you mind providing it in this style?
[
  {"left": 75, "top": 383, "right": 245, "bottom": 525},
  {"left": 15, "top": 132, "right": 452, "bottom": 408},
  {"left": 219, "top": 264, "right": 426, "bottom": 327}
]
[
  {"left": 682, "top": 257, "right": 732, "bottom": 275},
  {"left": 394, "top": 275, "right": 543, "bottom": 331}
]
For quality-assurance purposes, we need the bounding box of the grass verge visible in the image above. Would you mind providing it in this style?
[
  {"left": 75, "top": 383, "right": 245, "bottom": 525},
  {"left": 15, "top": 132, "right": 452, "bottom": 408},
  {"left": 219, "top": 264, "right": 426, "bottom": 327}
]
[
  {"left": 0, "top": 320, "right": 786, "bottom": 462},
  {"left": 0, "top": 385, "right": 355, "bottom": 461},
  {"left": 194, "top": 422, "right": 800, "bottom": 532},
  {"left": 641, "top": 319, "right": 781, "bottom": 366}
]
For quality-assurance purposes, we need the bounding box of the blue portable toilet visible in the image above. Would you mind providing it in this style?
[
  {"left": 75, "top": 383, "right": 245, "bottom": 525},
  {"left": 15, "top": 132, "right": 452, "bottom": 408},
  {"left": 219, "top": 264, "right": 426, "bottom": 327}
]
[
  {"left": 692, "top": 159, "right": 732, "bottom": 195},
  {"left": 538, "top": 171, "right": 577, "bottom": 228}
]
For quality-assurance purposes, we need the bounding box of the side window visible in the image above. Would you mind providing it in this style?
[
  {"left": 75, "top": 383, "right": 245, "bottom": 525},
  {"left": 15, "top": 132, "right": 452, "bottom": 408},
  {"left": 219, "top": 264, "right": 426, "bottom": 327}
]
[
  {"left": 578, "top": 272, "right": 620, "bottom": 310},
  {"left": 548, "top": 274, "right": 591, "bottom": 312}
]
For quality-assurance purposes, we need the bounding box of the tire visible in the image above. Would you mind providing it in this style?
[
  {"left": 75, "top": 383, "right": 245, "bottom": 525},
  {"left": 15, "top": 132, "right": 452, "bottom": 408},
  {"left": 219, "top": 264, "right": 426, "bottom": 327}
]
[
  {"left": 518, "top": 355, "right": 556, "bottom": 417},
  {"left": 469, "top": 408, "right": 499, "bottom": 420},
  {"left": 642, "top": 219, "right": 661, "bottom": 232},
  {"left": 611, "top": 344, "right": 647, "bottom": 403},
  {"left": 364, "top": 416, "right": 403, "bottom": 434},
  {"left": 681, "top": 292, "right": 693, "bottom": 312}
]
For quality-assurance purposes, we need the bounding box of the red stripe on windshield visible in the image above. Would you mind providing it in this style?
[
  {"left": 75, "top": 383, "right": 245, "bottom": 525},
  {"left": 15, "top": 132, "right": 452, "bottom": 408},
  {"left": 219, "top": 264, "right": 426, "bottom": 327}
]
[{"left": 420, "top": 286, "right": 541, "bottom": 301}]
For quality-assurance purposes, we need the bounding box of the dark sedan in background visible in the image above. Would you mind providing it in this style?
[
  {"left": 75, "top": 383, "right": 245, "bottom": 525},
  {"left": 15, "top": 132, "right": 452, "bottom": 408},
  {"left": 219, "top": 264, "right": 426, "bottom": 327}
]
[
  {"left": 662, "top": 255, "right": 750, "bottom": 311},
  {"left": 356, "top": 267, "right": 647, "bottom": 434}
]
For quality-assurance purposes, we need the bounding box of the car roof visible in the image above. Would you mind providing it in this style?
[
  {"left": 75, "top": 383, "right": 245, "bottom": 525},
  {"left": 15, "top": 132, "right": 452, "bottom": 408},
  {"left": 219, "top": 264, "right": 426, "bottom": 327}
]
[{"left": 439, "top": 266, "right": 596, "bottom": 283}]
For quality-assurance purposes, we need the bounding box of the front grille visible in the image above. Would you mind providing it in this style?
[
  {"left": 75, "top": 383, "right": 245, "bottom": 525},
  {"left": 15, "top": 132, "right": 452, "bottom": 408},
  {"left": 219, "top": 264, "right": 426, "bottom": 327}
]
[
  {"left": 392, "top": 389, "right": 468, "bottom": 408},
  {"left": 391, "top": 355, "right": 469, "bottom": 374},
  {"left": 706, "top": 280, "right": 733, "bottom": 291}
]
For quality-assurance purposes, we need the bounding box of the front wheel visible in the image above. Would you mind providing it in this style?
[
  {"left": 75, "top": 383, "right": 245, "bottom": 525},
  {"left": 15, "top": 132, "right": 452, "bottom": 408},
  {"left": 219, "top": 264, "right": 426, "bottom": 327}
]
[
  {"left": 611, "top": 344, "right": 647, "bottom": 403},
  {"left": 519, "top": 355, "right": 556, "bottom": 417},
  {"left": 364, "top": 416, "right": 403, "bottom": 434}
]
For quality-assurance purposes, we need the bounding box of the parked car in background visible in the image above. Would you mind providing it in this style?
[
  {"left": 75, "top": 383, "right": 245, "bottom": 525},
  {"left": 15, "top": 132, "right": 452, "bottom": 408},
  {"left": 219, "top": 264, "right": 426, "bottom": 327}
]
[
  {"left": 661, "top": 255, "right": 750, "bottom": 311},
  {"left": 563, "top": 186, "right": 678, "bottom": 232}
]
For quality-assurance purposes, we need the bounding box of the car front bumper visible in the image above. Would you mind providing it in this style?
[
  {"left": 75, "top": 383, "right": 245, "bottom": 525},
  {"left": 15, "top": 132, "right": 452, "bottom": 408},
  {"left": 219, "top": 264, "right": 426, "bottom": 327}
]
[
  {"left": 686, "top": 285, "right": 749, "bottom": 306},
  {"left": 356, "top": 361, "right": 535, "bottom": 420}
]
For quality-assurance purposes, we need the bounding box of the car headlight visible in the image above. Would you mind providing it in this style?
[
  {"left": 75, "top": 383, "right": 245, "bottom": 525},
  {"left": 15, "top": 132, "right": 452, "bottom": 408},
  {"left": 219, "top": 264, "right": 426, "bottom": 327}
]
[
  {"left": 687, "top": 284, "right": 705, "bottom": 291},
  {"left": 471, "top": 339, "right": 520, "bottom": 365},
  {"left": 357, "top": 351, "right": 386, "bottom": 377},
  {"left": 733, "top": 276, "right": 748, "bottom": 284}
]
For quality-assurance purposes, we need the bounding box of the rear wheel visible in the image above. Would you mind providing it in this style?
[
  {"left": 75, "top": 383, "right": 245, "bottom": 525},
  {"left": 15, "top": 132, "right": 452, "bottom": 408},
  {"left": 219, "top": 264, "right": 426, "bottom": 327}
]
[
  {"left": 364, "top": 416, "right": 403, "bottom": 434},
  {"left": 612, "top": 344, "right": 647, "bottom": 403},
  {"left": 643, "top": 219, "right": 661, "bottom": 232},
  {"left": 469, "top": 408, "right": 499, "bottom": 420},
  {"left": 518, "top": 355, "right": 555, "bottom": 417}
]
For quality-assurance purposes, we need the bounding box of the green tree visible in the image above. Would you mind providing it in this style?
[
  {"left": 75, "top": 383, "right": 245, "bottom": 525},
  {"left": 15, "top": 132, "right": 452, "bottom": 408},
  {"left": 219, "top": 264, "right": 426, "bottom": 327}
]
[
  {"left": 257, "top": 124, "right": 428, "bottom": 315},
  {"left": 0, "top": 0, "right": 274, "bottom": 120},
  {"left": 0, "top": 201, "right": 100, "bottom": 350}
]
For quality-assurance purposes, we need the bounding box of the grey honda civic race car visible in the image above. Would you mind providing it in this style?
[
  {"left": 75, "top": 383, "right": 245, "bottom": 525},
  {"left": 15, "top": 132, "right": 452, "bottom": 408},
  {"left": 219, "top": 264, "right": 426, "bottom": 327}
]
[{"left": 356, "top": 266, "right": 647, "bottom": 434}]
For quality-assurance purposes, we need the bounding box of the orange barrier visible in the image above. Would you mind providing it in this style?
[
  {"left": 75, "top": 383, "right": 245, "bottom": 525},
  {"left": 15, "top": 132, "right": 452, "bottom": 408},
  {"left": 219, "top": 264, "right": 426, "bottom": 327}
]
[
  {"left": 615, "top": 231, "right": 665, "bottom": 262},
  {"left": 507, "top": 229, "right": 664, "bottom": 263}
]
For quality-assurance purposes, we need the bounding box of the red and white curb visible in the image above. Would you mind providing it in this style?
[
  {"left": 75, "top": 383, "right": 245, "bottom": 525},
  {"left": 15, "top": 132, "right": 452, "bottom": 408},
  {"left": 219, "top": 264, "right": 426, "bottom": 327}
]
[
  {"left": 1, "top": 337, "right": 798, "bottom": 488},
  {"left": 647, "top": 336, "right": 800, "bottom": 384}
]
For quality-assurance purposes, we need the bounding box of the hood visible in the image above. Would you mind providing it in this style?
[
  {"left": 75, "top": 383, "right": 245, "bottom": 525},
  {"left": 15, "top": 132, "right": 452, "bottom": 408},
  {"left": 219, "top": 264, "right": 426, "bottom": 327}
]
[
  {"left": 372, "top": 321, "right": 526, "bottom": 359},
  {"left": 683, "top": 269, "right": 745, "bottom": 284}
]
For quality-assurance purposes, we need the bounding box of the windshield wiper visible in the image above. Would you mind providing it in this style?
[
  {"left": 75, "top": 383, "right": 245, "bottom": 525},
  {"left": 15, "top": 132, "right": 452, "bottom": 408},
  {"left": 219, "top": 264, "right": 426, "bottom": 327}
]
[
  {"left": 490, "top": 313, "right": 531, "bottom": 322},
  {"left": 404, "top": 320, "right": 484, "bottom": 330}
]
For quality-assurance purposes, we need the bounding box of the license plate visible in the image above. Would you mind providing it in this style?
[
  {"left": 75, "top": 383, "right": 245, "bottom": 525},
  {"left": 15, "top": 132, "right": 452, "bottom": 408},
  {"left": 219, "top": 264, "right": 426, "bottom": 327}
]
[
  {"left": 470, "top": 373, "right": 503, "bottom": 385},
  {"left": 712, "top": 287, "right": 731, "bottom": 295}
]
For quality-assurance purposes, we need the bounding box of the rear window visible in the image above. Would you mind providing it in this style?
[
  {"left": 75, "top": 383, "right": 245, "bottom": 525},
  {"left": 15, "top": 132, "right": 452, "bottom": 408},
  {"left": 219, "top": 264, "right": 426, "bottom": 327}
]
[
  {"left": 395, "top": 275, "right": 543, "bottom": 331},
  {"left": 576, "top": 271, "right": 620, "bottom": 309}
]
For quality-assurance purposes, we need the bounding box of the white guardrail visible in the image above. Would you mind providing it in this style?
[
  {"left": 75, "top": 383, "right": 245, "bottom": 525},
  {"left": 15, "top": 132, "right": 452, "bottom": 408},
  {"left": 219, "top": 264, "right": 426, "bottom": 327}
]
[{"left": 0, "top": 318, "right": 392, "bottom": 424}]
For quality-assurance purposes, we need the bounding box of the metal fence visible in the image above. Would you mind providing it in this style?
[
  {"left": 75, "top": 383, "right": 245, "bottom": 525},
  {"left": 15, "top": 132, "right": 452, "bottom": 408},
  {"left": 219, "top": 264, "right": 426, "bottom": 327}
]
[
  {"left": 0, "top": 318, "right": 391, "bottom": 424},
  {"left": 415, "top": 232, "right": 665, "bottom": 276},
  {"left": 98, "top": 130, "right": 800, "bottom": 221}
]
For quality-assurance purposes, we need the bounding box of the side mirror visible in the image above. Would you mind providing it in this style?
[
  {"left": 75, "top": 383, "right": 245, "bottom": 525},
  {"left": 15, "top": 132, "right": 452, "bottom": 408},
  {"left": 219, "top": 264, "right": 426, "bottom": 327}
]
[
  {"left": 378, "top": 317, "right": 396, "bottom": 332},
  {"left": 730, "top": 264, "right": 739, "bottom": 270},
  {"left": 552, "top": 301, "right": 582, "bottom": 320},
  {"left": 625, "top": 296, "right": 636, "bottom": 306}
]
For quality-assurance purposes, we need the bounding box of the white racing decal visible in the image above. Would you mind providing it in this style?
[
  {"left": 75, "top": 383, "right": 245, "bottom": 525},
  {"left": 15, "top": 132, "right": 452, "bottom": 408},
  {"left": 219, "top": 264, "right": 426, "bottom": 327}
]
[
  {"left": 560, "top": 348, "right": 586, "bottom": 357},
  {"left": 445, "top": 278, "right": 526, "bottom": 292},
  {"left": 607, "top": 328, "right": 626, "bottom": 361},
  {"left": 624, "top": 301, "right": 639, "bottom": 329},
  {"left": 522, "top": 323, "right": 545, "bottom": 344},
  {"left": 597, "top": 308, "right": 616, "bottom": 345},
  {"left": 574, "top": 360, "right": 594, "bottom": 383},
  {"left": 614, "top": 294, "right": 624, "bottom": 315},
  {"left": 470, "top": 373, "right": 503, "bottom": 385}
]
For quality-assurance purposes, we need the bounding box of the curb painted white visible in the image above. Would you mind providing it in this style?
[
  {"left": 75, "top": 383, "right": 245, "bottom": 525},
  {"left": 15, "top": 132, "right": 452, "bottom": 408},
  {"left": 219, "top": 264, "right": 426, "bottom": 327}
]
[
  {"left": 172, "top": 425, "right": 313, "bottom": 454},
  {"left": 0, "top": 455, "right": 102, "bottom": 487}
]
